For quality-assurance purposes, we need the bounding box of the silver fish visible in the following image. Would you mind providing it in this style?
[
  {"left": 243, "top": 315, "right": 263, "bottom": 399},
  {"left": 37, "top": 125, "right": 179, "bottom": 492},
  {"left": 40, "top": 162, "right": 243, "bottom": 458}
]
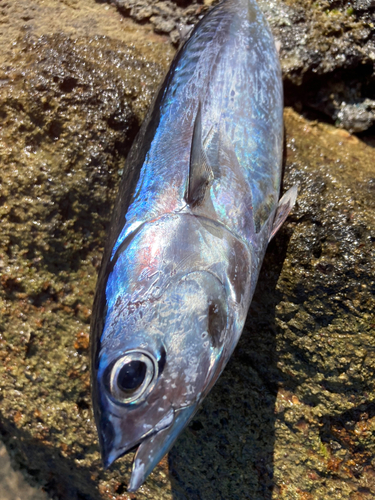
[{"left": 90, "top": 0, "right": 297, "bottom": 491}]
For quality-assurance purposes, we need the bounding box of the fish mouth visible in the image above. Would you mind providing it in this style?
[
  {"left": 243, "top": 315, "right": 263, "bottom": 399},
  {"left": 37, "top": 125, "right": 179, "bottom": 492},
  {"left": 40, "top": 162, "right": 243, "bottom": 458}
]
[
  {"left": 101, "top": 407, "right": 175, "bottom": 470},
  {"left": 128, "top": 404, "right": 197, "bottom": 492},
  {"left": 101, "top": 404, "right": 197, "bottom": 492}
]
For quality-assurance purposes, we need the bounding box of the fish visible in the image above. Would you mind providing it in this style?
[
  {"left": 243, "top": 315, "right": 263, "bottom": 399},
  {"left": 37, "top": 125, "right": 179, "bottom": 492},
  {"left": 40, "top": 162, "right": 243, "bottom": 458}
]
[{"left": 90, "top": 0, "right": 297, "bottom": 492}]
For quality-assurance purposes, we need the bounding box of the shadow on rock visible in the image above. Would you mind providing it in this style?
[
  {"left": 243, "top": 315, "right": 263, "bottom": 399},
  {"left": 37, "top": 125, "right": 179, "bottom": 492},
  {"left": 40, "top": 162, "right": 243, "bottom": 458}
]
[
  {"left": 168, "top": 230, "right": 291, "bottom": 500},
  {"left": 0, "top": 418, "right": 100, "bottom": 500}
]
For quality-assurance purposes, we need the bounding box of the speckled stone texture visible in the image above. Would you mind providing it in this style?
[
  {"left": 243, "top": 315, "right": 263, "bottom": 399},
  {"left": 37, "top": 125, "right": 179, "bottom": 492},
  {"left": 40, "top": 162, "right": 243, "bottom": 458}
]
[
  {"left": 0, "top": 0, "right": 374, "bottom": 499},
  {"left": 0, "top": 440, "right": 49, "bottom": 500}
]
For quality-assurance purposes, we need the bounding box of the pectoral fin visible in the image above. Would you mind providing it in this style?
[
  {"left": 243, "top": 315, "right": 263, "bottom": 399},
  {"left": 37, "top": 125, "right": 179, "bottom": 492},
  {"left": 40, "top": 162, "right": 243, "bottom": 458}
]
[
  {"left": 269, "top": 184, "right": 298, "bottom": 242},
  {"left": 185, "top": 104, "right": 214, "bottom": 207}
]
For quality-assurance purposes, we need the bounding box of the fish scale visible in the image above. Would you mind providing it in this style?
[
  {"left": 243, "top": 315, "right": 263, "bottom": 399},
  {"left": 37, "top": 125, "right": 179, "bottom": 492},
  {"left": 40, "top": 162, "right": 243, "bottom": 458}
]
[{"left": 90, "top": 0, "right": 297, "bottom": 492}]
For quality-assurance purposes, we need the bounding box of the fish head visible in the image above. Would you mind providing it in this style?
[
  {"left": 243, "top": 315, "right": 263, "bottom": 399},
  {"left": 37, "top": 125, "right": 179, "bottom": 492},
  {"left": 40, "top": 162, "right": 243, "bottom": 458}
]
[
  {"left": 91, "top": 213, "right": 252, "bottom": 489},
  {"left": 93, "top": 255, "right": 231, "bottom": 490}
]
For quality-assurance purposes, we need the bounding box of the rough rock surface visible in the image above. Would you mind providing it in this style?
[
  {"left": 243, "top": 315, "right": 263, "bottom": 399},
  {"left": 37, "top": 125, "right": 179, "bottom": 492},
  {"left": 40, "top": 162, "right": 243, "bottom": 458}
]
[
  {"left": 0, "top": 440, "right": 49, "bottom": 500},
  {"left": 107, "top": 0, "right": 375, "bottom": 133},
  {"left": 0, "top": 0, "right": 374, "bottom": 500},
  {"left": 262, "top": 0, "right": 375, "bottom": 133}
]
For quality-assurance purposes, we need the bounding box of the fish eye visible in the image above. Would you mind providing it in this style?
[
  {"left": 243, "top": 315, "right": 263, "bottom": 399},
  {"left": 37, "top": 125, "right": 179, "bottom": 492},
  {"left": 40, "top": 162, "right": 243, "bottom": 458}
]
[
  {"left": 117, "top": 360, "right": 146, "bottom": 392},
  {"left": 108, "top": 351, "right": 158, "bottom": 404}
]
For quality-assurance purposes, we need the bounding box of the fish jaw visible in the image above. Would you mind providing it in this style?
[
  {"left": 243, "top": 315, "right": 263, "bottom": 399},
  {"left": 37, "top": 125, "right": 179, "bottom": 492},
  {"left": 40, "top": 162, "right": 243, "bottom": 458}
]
[
  {"left": 99, "top": 404, "right": 178, "bottom": 471},
  {"left": 128, "top": 404, "right": 197, "bottom": 491}
]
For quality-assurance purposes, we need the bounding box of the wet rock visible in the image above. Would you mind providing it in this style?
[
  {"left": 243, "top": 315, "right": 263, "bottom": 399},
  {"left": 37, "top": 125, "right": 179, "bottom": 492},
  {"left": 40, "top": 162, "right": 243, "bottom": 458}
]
[
  {"left": 253, "top": 0, "right": 375, "bottom": 132},
  {"left": 151, "top": 15, "right": 177, "bottom": 33},
  {"left": 0, "top": 1, "right": 174, "bottom": 499},
  {"left": 109, "top": 0, "right": 218, "bottom": 45},
  {"left": 0, "top": 0, "right": 375, "bottom": 500},
  {"left": 336, "top": 98, "right": 375, "bottom": 133},
  {"left": 259, "top": 0, "right": 375, "bottom": 131},
  {"left": 0, "top": 440, "right": 49, "bottom": 500}
]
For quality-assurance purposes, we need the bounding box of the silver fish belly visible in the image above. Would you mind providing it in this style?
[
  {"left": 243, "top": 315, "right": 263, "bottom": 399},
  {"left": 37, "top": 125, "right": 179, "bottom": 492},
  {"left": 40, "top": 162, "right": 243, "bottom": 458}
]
[{"left": 90, "top": 0, "right": 297, "bottom": 491}]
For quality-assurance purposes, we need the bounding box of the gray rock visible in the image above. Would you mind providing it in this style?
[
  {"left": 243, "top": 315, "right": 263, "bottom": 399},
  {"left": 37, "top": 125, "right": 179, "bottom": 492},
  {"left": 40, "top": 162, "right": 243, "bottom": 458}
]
[
  {"left": 258, "top": 0, "right": 375, "bottom": 132},
  {"left": 151, "top": 15, "right": 177, "bottom": 33},
  {"left": 336, "top": 98, "right": 375, "bottom": 132},
  {"left": 354, "top": 0, "right": 375, "bottom": 11}
]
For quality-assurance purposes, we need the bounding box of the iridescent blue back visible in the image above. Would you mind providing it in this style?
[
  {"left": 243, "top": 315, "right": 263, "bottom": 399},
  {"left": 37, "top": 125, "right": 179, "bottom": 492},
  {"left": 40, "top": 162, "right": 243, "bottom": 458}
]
[{"left": 112, "top": 0, "right": 283, "bottom": 257}]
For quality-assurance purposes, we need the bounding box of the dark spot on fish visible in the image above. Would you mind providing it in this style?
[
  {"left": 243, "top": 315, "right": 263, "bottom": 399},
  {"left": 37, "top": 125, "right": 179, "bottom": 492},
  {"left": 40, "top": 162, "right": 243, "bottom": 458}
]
[
  {"left": 227, "top": 239, "right": 250, "bottom": 302},
  {"left": 207, "top": 298, "right": 227, "bottom": 349},
  {"left": 117, "top": 360, "right": 147, "bottom": 392},
  {"left": 158, "top": 345, "right": 166, "bottom": 375}
]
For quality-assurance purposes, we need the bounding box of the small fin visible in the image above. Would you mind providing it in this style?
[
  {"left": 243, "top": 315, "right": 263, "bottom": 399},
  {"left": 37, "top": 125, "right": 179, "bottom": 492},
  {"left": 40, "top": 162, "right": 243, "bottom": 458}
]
[
  {"left": 185, "top": 104, "right": 214, "bottom": 207},
  {"left": 177, "top": 23, "right": 194, "bottom": 43},
  {"left": 269, "top": 184, "right": 298, "bottom": 242}
]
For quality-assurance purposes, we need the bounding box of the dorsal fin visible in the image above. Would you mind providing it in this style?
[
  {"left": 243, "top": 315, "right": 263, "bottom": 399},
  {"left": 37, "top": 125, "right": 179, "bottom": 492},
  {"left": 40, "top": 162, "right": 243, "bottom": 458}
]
[
  {"left": 269, "top": 184, "right": 298, "bottom": 242},
  {"left": 185, "top": 104, "right": 214, "bottom": 207}
]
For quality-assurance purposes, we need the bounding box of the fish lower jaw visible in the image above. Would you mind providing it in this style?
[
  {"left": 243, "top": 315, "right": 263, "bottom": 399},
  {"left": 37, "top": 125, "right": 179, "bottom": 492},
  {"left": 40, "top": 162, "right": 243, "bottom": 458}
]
[{"left": 103, "top": 408, "right": 175, "bottom": 469}]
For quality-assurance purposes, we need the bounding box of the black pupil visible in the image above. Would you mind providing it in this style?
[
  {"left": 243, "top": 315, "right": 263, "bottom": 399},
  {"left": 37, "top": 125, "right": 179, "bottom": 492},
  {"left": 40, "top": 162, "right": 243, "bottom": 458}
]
[{"left": 117, "top": 360, "right": 147, "bottom": 392}]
